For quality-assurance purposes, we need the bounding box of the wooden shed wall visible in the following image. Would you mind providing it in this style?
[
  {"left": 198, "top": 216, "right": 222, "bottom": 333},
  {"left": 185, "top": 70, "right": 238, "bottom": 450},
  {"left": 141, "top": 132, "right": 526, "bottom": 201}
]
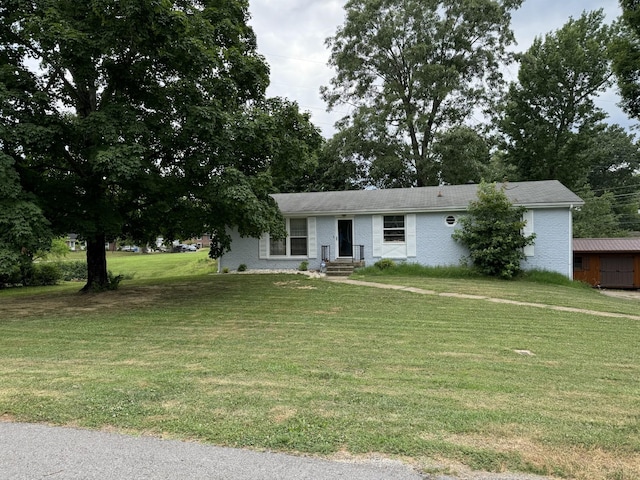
[{"left": 573, "top": 253, "right": 640, "bottom": 288}]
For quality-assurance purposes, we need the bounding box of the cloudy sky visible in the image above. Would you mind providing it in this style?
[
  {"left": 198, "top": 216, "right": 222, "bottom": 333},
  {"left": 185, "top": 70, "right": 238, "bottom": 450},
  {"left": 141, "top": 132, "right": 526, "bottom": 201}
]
[{"left": 247, "top": 0, "right": 631, "bottom": 138}]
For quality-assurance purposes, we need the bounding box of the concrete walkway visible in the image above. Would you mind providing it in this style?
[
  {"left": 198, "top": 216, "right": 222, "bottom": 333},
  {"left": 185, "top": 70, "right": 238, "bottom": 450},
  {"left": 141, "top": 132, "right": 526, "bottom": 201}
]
[{"left": 327, "top": 277, "right": 640, "bottom": 321}]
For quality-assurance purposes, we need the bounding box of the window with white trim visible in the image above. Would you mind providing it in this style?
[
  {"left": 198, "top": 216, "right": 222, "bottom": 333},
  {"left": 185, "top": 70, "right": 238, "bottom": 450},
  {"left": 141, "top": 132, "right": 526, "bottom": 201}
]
[
  {"left": 289, "top": 218, "right": 308, "bottom": 255},
  {"left": 269, "top": 237, "right": 286, "bottom": 256},
  {"left": 383, "top": 215, "right": 405, "bottom": 242},
  {"left": 269, "top": 218, "right": 308, "bottom": 256}
]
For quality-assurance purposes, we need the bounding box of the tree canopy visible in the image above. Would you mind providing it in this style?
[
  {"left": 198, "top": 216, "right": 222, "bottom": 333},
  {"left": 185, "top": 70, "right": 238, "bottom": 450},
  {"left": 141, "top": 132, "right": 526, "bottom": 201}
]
[
  {"left": 322, "top": 0, "right": 523, "bottom": 187},
  {"left": 611, "top": 0, "right": 640, "bottom": 120},
  {"left": 1, "top": 0, "right": 321, "bottom": 290},
  {"left": 500, "top": 10, "right": 614, "bottom": 192}
]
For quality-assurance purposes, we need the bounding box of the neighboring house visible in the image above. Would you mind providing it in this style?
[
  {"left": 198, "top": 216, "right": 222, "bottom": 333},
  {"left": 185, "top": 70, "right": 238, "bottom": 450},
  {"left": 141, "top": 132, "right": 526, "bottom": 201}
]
[
  {"left": 219, "top": 180, "right": 583, "bottom": 278},
  {"left": 65, "top": 233, "right": 86, "bottom": 251},
  {"left": 193, "top": 234, "right": 212, "bottom": 249},
  {"left": 65, "top": 233, "right": 79, "bottom": 251},
  {"left": 573, "top": 238, "right": 640, "bottom": 289}
]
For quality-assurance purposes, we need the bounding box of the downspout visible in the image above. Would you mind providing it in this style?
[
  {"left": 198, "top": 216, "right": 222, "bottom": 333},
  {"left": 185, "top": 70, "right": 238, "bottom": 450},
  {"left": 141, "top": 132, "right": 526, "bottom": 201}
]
[{"left": 569, "top": 205, "right": 575, "bottom": 280}]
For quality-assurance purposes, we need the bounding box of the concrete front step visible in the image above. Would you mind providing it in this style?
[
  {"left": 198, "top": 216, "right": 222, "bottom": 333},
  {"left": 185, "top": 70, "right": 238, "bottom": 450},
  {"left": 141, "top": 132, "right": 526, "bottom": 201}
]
[{"left": 324, "top": 261, "right": 364, "bottom": 277}]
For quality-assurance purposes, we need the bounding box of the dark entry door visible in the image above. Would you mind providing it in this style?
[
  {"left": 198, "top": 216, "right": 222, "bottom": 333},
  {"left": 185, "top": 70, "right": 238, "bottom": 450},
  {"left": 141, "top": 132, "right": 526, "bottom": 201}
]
[
  {"left": 338, "top": 219, "right": 353, "bottom": 257},
  {"left": 600, "top": 256, "right": 634, "bottom": 288}
]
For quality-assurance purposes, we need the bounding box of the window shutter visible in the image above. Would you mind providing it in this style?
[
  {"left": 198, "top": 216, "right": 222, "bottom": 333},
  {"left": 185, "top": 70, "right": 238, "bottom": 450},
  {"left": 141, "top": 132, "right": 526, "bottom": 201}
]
[
  {"left": 406, "top": 214, "right": 416, "bottom": 257},
  {"left": 523, "top": 210, "right": 534, "bottom": 257},
  {"left": 372, "top": 215, "right": 383, "bottom": 257},
  {"left": 259, "top": 234, "right": 268, "bottom": 259},
  {"left": 307, "top": 217, "right": 317, "bottom": 259}
]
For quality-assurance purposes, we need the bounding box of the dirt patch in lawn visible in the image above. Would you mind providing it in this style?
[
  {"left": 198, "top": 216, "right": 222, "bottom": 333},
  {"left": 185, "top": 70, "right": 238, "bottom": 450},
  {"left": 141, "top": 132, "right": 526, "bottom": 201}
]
[{"left": 0, "top": 287, "right": 165, "bottom": 320}]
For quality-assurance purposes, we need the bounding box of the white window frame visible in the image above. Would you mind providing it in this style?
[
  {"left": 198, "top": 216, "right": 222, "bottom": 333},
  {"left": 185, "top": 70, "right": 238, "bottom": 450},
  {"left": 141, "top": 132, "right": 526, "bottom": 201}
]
[
  {"left": 383, "top": 215, "right": 406, "bottom": 243},
  {"left": 260, "top": 217, "right": 316, "bottom": 259},
  {"left": 373, "top": 214, "right": 416, "bottom": 259}
]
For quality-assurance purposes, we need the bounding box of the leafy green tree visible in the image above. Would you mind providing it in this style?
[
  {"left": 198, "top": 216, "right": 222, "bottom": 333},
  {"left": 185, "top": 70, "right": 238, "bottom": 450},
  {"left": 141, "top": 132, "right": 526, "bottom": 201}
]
[
  {"left": 500, "top": 10, "right": 614, "bottom": 191},
  {"left": 0, "top": 154, "right": 51, "bottom": 286},
  {"left": 1, "top": 0, "right": 306, "bottom": 291},
  {"left": 37, "top": 237, "right": 70, "bottom": 260},
  {"left": 309, "top": 135, "right": 364, "bottom": 191},
  {"left": 236, "top": 98, "right": 323, "bottom": 193},
  {"left": 433, "top": 126, "right": 491, "bottom": 185},
  {"left": 573, "top": 188, "right": 624, "bottom": 238},
  {"left": 322, "top": 0, "right": 523, "bottom": 187},
  {"left": 611, "top": 0, "right": 640, "bottom": 119},
  {"left": 585, "top": 125, "right": 640, "bottom": 233},
  {"left": 452, "top": 182, "right": 535, "bottom": 279}
]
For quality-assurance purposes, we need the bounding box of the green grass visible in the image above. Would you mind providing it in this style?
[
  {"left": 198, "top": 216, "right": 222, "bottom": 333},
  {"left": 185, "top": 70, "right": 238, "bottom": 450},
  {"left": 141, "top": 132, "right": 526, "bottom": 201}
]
[
  {"left": 0, "top": 257, "right": 638, "bottom": 479},
  {"left": 57, "top": 249, "right": 218, "bottom": 280},
  {"left": 352, "top": 264, "right": 640, "bottom": 317}
]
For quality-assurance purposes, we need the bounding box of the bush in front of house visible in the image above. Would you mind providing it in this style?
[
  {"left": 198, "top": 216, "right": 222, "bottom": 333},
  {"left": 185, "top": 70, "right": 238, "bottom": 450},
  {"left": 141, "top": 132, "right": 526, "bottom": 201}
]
[
  {"left": 452, "top": 181, "right": 535, "bottom": 279},
  {"left": 237, "top": 264, "right": 247, "bottom": 272},
  {"left": 374, "top": 258, "right": 396, "bottom": 270}
]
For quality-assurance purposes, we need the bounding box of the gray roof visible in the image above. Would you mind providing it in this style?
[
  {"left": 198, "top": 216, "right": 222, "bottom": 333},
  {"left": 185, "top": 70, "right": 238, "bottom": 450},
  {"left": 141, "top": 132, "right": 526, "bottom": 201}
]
[
  {"left": 272, "top": 180, "right": 583, "bottom": 216},
  {"left": 573, "top": 238, "right": 640, "bottom": 253}
]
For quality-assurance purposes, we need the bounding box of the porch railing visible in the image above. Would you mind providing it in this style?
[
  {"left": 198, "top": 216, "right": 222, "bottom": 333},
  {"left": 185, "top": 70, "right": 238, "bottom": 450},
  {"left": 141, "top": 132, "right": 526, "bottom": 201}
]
[
  {"left": 321, "top": 244, "right": 364, "bottom": 263},
  {"left": 352, "top": 244, "right": 365, "bottom": 262}
]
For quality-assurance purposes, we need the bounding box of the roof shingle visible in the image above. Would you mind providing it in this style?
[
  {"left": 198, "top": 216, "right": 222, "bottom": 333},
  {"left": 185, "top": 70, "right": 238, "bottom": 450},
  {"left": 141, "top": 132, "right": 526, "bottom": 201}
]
[{"left": 272, "top": 180, "right": 583, "bottom": 215}]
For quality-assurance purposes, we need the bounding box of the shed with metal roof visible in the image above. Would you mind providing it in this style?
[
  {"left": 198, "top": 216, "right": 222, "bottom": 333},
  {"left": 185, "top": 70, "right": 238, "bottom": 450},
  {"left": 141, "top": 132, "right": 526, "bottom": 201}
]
[{"left": 573, "top": 238, "right": 640, "bottom": 288}]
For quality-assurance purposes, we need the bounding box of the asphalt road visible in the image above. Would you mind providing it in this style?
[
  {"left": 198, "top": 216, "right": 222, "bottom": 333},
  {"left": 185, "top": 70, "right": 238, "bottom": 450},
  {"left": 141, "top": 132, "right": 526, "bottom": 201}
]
[
  {"left": 0, "top": 422, "right": 426, "bottom": 480},
  {"left": 1, "top": 422, "right": 557, "bottom": 480}
]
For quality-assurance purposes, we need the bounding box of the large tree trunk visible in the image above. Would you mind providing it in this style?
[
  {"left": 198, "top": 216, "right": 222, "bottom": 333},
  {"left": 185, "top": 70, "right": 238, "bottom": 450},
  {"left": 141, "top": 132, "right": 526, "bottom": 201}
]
[{"left": 82, "top": 233, "right": 109, "bottom": 292}]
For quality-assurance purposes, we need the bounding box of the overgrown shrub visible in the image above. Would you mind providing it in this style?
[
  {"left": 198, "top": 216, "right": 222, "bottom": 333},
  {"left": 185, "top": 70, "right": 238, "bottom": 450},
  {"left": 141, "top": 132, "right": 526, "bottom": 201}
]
[
  {"left": 31, "top": 263, "right": 61, "bottom": 286},
  {"left": 0, "top": 265, "right": 22, "bottom": 288},
  {"left": 374, "top": 258, "right": 396, "bottom": 270},
  {"left": 55, "top": 261, "right": 88, "bottom": 281},
  {"left": 452, "top": 182, "right": 535, "bottom": 279},
  {"left": 106, "top": 271, "right": 123, "bottom": 290}
]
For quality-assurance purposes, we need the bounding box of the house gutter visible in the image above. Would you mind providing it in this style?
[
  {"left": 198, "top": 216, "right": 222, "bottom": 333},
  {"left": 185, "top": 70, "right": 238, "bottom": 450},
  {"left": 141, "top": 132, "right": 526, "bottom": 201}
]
[{"left": 279, "top": 202, "right": 584, "bottom": 217}]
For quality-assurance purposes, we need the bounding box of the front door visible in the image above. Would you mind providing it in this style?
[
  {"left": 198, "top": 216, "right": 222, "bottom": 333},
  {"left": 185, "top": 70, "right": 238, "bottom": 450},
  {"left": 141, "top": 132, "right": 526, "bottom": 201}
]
[{"left": 337, "top": 219, "right": 353, "bottom": 258}]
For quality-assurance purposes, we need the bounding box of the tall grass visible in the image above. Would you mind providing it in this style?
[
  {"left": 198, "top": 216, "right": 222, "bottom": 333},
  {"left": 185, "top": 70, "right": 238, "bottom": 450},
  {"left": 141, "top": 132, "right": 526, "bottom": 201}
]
[{"left": 357, "top": 262, "right": 583, "bottom": 287}]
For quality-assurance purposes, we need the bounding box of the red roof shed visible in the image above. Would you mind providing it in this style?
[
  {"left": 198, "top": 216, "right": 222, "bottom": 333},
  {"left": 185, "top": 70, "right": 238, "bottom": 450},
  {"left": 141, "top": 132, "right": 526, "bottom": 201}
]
[{"left": 573, "top": 238, "right": 640, "bottom": 289}]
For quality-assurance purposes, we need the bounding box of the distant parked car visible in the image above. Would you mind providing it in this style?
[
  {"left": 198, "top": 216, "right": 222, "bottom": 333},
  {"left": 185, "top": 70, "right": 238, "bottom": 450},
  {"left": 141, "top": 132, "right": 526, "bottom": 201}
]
[{"left": 172, "top": 244, "right": 198, "bottom": 252}]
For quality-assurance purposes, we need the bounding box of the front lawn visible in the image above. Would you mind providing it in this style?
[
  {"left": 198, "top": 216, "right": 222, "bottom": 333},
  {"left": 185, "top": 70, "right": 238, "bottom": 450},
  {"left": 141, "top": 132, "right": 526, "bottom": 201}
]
[{"left": 0, "top": 266, "right": 638, "bottom": 479}]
